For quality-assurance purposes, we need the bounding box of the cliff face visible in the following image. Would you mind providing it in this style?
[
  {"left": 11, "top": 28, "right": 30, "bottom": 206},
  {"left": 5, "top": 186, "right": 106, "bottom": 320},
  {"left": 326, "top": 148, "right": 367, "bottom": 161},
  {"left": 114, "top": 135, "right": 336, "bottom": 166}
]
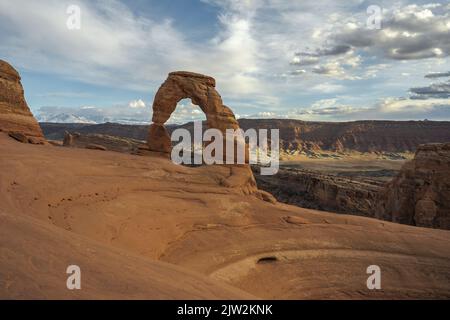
[
  {"left": 239, "top": 119, "right": 450, "bottom": 153},
  {"left": 0, "top": 60, "right": 45, "bottom": 143},
  {"left": 254, "top": 167, "right": 381, "bottom": 216},
  {"left": 375, "top": 143, "right": 450, "bottom": 229}
]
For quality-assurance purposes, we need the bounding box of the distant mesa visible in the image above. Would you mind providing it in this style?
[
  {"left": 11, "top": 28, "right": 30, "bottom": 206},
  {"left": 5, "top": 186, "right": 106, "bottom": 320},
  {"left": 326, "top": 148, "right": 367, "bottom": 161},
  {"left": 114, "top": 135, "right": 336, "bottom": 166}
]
[{"left": 0, "top": 59, "right": 46, "bottom": 144}]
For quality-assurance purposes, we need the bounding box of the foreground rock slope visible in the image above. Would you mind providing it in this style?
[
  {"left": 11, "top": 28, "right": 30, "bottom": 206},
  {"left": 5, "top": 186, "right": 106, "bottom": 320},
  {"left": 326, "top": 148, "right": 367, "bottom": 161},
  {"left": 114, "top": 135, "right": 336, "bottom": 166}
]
[
  {"left": 1, "top": 133, "right": 449, "bottom": 299},
  {"left": 0, "top": 207, "right": 254, "bottom": 299}
]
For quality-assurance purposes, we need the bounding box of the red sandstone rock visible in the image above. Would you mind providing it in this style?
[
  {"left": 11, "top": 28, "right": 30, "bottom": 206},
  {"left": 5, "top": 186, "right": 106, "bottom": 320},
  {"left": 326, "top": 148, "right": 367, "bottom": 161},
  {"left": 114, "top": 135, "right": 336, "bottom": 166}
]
[
  {"left": 85, "top": 143, "right": 107, "bottom": 151},
  {"left": 376, "top": 143, "right": 450, "bottom": 229},
  {"left": 63, "top": 131, "right": 144, "bottom": 154},
  {"left": 8, "top": 131, "right": 28, "bottom": 143},
  {"left": 0, "top": 60, "right": 45, "bottom": 143},
  {"left": 148, "top": 71, "right": 239, "bottom": 153},
  {"left": 147, "top": 71, "right": 255, "bottom": 193},
  {"left": 148, "top": 123, "right": 172, "bottom": 153}
]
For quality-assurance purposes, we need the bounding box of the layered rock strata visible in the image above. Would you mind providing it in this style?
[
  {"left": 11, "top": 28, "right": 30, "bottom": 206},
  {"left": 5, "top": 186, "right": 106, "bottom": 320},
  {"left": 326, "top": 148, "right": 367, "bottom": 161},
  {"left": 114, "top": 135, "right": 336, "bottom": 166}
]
[{"left": 0, "top": 60, "right": 45, "bottom": 144}]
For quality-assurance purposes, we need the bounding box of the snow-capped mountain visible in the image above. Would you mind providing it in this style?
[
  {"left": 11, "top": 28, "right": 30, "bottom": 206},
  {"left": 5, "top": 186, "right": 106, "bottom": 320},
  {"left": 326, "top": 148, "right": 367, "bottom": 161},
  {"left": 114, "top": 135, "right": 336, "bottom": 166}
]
[{"left": 37, "top": 113, "right": 98, "bottom": 124}]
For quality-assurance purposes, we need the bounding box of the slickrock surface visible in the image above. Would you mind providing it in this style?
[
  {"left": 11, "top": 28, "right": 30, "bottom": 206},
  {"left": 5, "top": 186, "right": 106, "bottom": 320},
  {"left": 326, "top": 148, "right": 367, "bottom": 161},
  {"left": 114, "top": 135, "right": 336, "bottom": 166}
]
[
  {"left": 1, "top": 133, "right": 449, "bottom": 299},
  {"left": 0, "top": 208, "right": 254, "bottom": 299},
  {"left": 148, "top": 71, "right": 239, "bottom": 154},
  {"left": 376, "top": 143, "right": 450, "bottom": 230},
  {"left": 0, "top": 60, "right": 45, "bottom": 144}
]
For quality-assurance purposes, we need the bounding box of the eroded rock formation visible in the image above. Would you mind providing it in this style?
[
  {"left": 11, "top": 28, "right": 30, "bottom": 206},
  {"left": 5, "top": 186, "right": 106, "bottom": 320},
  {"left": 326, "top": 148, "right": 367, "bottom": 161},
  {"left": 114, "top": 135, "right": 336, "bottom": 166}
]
[
  {"left": 148, "top": 71, "right": 239, "bottom": 154},
  {"left": 0, "top": 60, "right": 45, "bottom": 144},
  {"left": 63, "top": 131, "right": 146, "bottom": 154},
  {"left": 375, "top": 143, "right": 450, "bottom": 229},
  {"left": 146, "top": 71, "right": 261, "bottom": 197}
]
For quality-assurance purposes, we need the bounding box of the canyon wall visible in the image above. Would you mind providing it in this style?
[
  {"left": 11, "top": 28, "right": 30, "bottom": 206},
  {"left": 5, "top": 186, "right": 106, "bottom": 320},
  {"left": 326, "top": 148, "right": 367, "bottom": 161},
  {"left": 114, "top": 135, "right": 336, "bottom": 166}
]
[
  {"left": 375, "top": 143, "right": 450, "bottom": 229},
  {"left": 254, "top": 167, "right": 381, "bottom": 217},
  {"left": 239, "top": 119, "right": 450, "bottom": 153}
]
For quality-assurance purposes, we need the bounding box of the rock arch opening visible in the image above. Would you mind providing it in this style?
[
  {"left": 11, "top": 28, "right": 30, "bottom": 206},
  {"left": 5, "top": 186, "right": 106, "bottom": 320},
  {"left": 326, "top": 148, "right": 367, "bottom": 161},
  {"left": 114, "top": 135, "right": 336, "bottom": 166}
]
[{"left": 170, "top": 98, "right": 206, "bottom": 124}]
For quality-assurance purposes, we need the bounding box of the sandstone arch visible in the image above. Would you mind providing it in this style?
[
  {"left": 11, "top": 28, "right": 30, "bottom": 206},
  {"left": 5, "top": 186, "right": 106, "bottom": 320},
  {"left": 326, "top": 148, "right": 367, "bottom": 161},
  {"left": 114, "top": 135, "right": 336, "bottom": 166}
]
[{"left": 147, "top": 71, "right": 239, "bottom": 153}]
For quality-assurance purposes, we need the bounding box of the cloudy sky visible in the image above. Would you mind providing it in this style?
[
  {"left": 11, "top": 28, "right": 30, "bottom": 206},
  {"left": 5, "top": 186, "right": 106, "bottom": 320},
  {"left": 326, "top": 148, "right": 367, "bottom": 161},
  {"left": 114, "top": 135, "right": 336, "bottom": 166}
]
[{"left": 0, "top": 0, "right": 449, "bottom": 123}]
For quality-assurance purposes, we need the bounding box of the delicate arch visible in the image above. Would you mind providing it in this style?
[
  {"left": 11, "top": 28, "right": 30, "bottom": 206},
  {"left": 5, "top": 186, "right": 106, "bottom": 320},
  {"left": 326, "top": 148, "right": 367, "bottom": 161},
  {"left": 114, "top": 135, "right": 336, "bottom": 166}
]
[{"left": 148, "top": 71, "right": 239, "bottom": 153}]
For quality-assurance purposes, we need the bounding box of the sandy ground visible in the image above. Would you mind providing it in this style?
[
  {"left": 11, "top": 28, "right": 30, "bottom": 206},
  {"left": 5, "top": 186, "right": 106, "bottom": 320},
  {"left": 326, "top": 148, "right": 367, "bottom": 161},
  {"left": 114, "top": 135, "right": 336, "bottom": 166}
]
[{"left": 1, "top": 133, "right": 450, "bottom": 299}]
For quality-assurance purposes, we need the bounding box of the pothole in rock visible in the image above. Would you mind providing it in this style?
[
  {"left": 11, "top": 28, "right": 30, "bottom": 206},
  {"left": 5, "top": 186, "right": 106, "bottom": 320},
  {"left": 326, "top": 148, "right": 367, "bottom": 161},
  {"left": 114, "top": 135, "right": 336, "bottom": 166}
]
[{"left": 257, "top": 256, "right": 278, "bottom": 264}]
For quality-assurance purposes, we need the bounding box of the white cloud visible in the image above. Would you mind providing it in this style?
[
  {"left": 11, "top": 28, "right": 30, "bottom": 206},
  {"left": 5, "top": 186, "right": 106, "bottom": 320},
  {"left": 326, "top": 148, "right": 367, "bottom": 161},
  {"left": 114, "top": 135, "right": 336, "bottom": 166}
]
[
  {"left": 0, "top": 0, "right": 277, "bottom": 107},
  {"left": 311, "top": 83, "right": 344, "bottom": 93},
  {"left": 165, "top": 101, "right": 206, "bottom": 124},
  {"left": 242, "top": 95, "right": 450, "bottom": 121},
  {"left": 329, "top": 3, "right": 450, "bottom": 61},
  {"left": 245, "top": 111, "right": 278, "bottom": 119},
  {"left": 0, "top": 0, "right": 191, "bottom": 91},
  {"left": 128, "top": 99, "right": 146, "bottom": 109},
  {"left": 378, "top": 97, "right": 450, "bottom": 113},
  {"left": 425, "top": 71, "right": 450, "bottom": 78}
]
